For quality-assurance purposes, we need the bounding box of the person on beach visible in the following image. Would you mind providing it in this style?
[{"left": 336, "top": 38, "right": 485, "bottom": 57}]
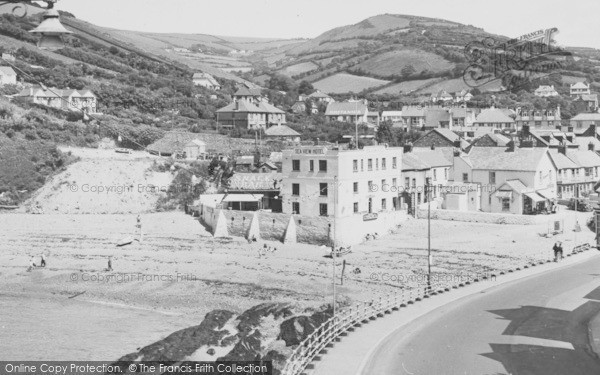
[
  {"left": 107, "top": 256, "right": 113, "bottom": 271},
  {"left": 553, "top": 241, "right": 563, "bottom": 262},
  {"left": 27, "top": 256, "right": 36, "bottom": 272},
  {"left": 40, "top": 254, "right": 46, "bottom": 267}
]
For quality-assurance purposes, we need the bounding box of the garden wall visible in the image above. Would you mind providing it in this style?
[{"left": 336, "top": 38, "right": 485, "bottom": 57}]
[{"left": 416, "top": 208, "right": 564, "bottom": 225}]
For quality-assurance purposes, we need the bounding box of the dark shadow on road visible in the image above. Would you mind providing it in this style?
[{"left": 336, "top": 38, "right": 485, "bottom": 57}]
[{"left": 481, "top": 285, "right": 600, "bottom": 375}]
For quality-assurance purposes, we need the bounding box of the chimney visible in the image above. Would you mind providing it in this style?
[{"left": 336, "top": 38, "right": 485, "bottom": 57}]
[
  {"left": 589, "top": 142, "right": 596, "bottom": 151},
  {"left": 589, "top": 124, "right": 597, "bottom": 137},
  {"left": 521, "top": 124, "right": 530, "bottom": 139},
  {"left": 567, "top": 126, "right": 574, "bottom": 133},
  {"left": 506, "top": 140, "right": 515, "bottom": 152},
  {"left": 403, "top": 142, "right": 413, "bottom": 153},
  {"left": 453, "top": 139, "right": 461, "bottom": 148}
]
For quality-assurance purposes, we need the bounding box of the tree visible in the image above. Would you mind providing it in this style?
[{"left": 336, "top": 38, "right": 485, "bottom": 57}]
[
  {"left": 401, "top": 64, "right": 416, "bottom": 78},
  {"left": 298, "top": 80, "right": 314, "bottom": 95},
  {"left": 376, "top": 122, "right": 396, "bottom": 145}
]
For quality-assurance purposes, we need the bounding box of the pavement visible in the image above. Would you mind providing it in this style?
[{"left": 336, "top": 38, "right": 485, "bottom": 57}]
[{"left": 310, "top": 248, "right": 600, "bottom": 375}]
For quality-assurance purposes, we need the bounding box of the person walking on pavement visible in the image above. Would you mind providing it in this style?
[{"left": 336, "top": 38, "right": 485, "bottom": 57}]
[{"left": 553, "top": 241, "right": 563, "bottom": 262}]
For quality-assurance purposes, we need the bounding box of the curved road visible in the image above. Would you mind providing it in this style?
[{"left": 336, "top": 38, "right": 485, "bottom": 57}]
[{"left": 361, "top": 254, "right": 600, "bottom": 375}]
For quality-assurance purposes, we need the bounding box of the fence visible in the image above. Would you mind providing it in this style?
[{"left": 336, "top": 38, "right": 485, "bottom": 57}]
[{"left": 281, "top": 243, "right": 594, "bottom": 375}]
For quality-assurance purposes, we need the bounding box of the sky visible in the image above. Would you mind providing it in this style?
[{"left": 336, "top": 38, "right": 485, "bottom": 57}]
[{"left": 56, "top": 0, "right": 600, "bottom": 49}]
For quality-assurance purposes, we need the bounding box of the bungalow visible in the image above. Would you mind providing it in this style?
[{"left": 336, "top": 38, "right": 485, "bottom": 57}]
[
  {"left": 0, "top": 66, "right": 17, "bottom": 85},
  {"left": 216, "top": 99, "right": 286, "bottom": 130},
  {"left": 325, "top": 101, "right": 368, "bottom": 124},
  {"left": 15, "top": 86, "right": 97, "bottom": 113},
  {"left": 473, "top": 108, "right": 516, "bottom": 132},
  {"left": 264, "top": 124, "right": 301, "bottom": 143},
  {"left": 570, "top": 82, "right": 591, "bottom": 97},
  {"left": 192, "top": 72, "right": 221, "bottom": 90},
  {"left": 147, "top": 132, "right": 207, "bottom": 158},
  {"left": 454, "top": 146, "right": 557, "bottom": 214},
  {"left": 534, "top": 85, "right": 559, "bottom": 97}
]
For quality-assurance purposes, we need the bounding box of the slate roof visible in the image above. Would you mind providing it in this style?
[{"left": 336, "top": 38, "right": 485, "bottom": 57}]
[
  {"left": 474, "top": 108, "right": 514, "bottom": 123},
  {"left": 566, "top": 150, "right": 600, "bottom": 168},
  {"left": 228, "top": 173, "right": 283, "bottom": 191},
  {"left": 548, "top": 151, "right": 579, "bottom": 170},
  {"left": 401, "top": 105, "right": 425, "bottom": 117},
  {"left": 146, "top": 132, "right": 202, "bottom": 155},
  {"left": 463, "top": 147, "right": 548, "bottom": 171},
  {"left": 264, "top": 125, "right": 300, "bottom": 137},
  {"left": 571, "top": 113, "right": 600, "bottom": 121},
  {"left": 401, "top": 153, "right": 431, "bottom": 171},
  {"left": 192, "top": 72, "right": 219, "bottom": 86},
  {"left": 571, "top": 82, "right": 589, "bottom": 89},
  {"left": 216, "top": 100, "right": 285, "bottom": 114},
  {"left": 424, "top": 109, "right": 451, "bottom": 128},
  {"left": 308, "top": 90, "right": 331, "bottom": 99},
  {"left": 411, "top": 149, "right": 453, "bottom": 167},
  {"left": 572, "top": 136, "right": 600, "bottom": 151},
  {"left": 234, "top": 86, "right": 262, "bottom": 97},
  {"left": 501, "top": 179, "right": 529, "bottom": 193}
]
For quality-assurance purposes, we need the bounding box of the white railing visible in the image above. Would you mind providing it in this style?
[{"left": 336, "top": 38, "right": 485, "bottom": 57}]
[{"left": 281, "top": 243, "right": 593, "bottom": 375}]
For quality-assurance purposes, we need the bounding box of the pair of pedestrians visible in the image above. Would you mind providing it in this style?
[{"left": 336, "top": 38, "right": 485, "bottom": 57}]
[{"left": 553, "top": 241, "right": 564, "bottom": 262}]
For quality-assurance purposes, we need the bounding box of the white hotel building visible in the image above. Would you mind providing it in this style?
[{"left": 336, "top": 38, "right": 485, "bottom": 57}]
[{"left": 281, "top": 145, "right": 404, "bottom": 218}]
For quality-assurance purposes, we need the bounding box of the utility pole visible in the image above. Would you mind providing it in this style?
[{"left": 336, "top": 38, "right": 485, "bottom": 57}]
[
  {"left": 332, "top": 174, "right": 338, "bottom": 317},
  {"left": 427, "top": 178, "right": 432, "bottom": 292}
]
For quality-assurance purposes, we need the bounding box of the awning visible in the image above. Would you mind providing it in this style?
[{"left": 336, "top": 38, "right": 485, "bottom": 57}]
[
  {"left": 537, "top": 189, "right": 556, "bottom": 200},
  {"left": 495, "top": 191, "right": 512, "bottom": 199},
  {"left": 222, "top": 194, "right": 263, "bottom": 202},
  {"left": 525, "top": 192, "right": 545, "bottom": 203}
]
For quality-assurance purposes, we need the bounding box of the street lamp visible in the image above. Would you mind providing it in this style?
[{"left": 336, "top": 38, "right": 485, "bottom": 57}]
[{"left": 1, "top": 0, "right": 72, "bottom": 50}]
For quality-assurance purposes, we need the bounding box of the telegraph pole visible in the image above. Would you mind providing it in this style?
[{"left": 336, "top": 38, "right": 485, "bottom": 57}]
[
  {"left": 427, "top": 178, "right": 432, "bottom": 292},
  {"left": 332, "top": 175, "right": 338, "bottom": 317}
]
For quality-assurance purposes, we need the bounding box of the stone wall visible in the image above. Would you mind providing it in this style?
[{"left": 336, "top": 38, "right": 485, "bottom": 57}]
[{"left": 416, "top": 208, "right": 563, "bottom": 225}]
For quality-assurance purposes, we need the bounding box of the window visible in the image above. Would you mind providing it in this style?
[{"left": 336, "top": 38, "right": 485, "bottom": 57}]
[
  {"left": 368, "top": 198, "right": 373, "bottom": 213},
  {"left": 381, "top": 179, "right": 386, "bottom": 189},
  {"left": 433, "top": 169, "right": 437, "bottom": 181},
  {"left": 309, "top": 160, "right": 314, "bottom": 172},
  {"left": 353, "top": 182, "right": 359, "bottom": 193},
  {"left": 320, "top": 183, "right": 328, "bottom": 197},
  {"left": 376, "top": 158, "right": 379, "bottom": 170},
  {"left": 292, "top": 183, "right": 300, "bottom": 196},
  {"left": 368, "top": 181, "right": 374, "bottom": 191},
  {"left": 444, "top": 168, "right": 448, "bottom": 180},
  {"left": 489, "top": 171, "right": 496, "bottom": 184},
  {"left": 382, "top": 158, "right": 386, "bottom": 170},
  {"left": 381, "top": 198, "right": 387, "bottom": 210},
  {"left": 392, "top": 157, "right": 397, "bottom": 169},
  {"left": 353, "top": 159, "right": 358, "bottom": 172},
  {"left": 319, "top": 203, "right": 328, "bottom": 216},
  {"left": 392, "top": 178, "right": 397, "bottom": 187},
  {"left": 292, "top": 202, "right": 300, "bottom": 214},
  {"left": 412, "top": 178, "right": 416, "bottom": 188},
  {"left": 319, "top": 160, "right": 327, "bottom": 172},
  {"left": 405, "top": 177, "right": 410, "bottom": 188},
  {"left": 502, "top": 198, "right": 510, "bottom": 212},
  {"left": 353, "top": 202, "right": 359, "bottom": 213},
  {"left": 361, "top": 159, "right": 364, "bottom": 171},
  {"left": 292, "top": 160, "right": 300, "bottom": 171},
  {"left": 368, "top": 159, "right": 373, "bottom": 171}
]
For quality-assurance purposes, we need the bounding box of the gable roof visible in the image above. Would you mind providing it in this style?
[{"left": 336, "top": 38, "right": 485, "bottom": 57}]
[
  {"left": 401, "top": 105, "right": 425, "bottom": 117},
  {"left": 464, "top": 147, "right": 548, "bottom": 171},
  {"left": 424, "top": 109, "right": 451, "bottom": 128},
  {"left": 146, "top": 132, "right": 202, "bottom": 155},
  {"left": 548, "top": 151, "right": 579, "bottom": 170},
  {"left": 402, "top": 153, "right": 431, "bottom": 171},
  {"left": 499, "top": 179, "right": 529, "bottom": 193},
  {"left": 0, "top": 66, "right": 16, "bottom": 76},
  {"left": 193, "top": 72, "right": 219, "bottom": 86},
  {"left": 571, "top": 113, "right": 600, "bottom": 121},
  {"left": 325, "top": 101, "right": 367, "bottom": 116},
  {"left": 234, "top": 86, "right": 262, "bottom": 97},
  {"left": 475, "top": 108, "right": 514, "bottom": 124},
  {"left": 572, "top": 136, "right": 600, "bottom": 151},
  {"left": 565, "top": 150, "right": 600, "bottom": 168},
  {"left": 472, "top": 133, "right": 511, "bottom": 147},
  {"left": 308, "top": 90, "right": 331, "bottom": 99},
  {"left": 264, "top": 125, "right": 300, "bottom": 137},
  {"left": 411, "top": 149, "right": 452, "bottom": 167},
  {"left": 216, "top": 100, "right": 285, "bottom": 114},
  {"left": 571, "top": 82, "right": 589, "bottom": 89}
]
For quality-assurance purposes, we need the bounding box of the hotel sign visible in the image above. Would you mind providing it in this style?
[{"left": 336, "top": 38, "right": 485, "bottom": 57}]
[
  {"left": 363, "top": 213, "right": 378, "bottom": 221},
  {"left": 294, "top": 147, "right": 327, "bottom": 154}
]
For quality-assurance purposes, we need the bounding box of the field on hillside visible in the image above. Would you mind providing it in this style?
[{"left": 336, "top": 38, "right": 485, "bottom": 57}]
[
  {"left": 374, "top": 78, "right": 441, "bottom": 94},
  {"left": 279, "top": 61, "right": 319, "bottom": 76},
  {"left": 313, "top": 73, "right": 390, "bottom": 94},
  {"left": 416, "top": 77, "right": 504, "bottom": 94},
  {"left": 355, "top": 50, "right": 453, "bottom": 76}
]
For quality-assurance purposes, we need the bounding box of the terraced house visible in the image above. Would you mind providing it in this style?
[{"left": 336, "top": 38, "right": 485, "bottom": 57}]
[{"left": 549, "top": 147, "right": 600, "bottom": 200}]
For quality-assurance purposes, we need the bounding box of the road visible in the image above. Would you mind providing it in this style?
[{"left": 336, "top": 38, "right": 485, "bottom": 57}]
[{"left": 360, "top": 253, "right": 600, "bottom": 375}]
